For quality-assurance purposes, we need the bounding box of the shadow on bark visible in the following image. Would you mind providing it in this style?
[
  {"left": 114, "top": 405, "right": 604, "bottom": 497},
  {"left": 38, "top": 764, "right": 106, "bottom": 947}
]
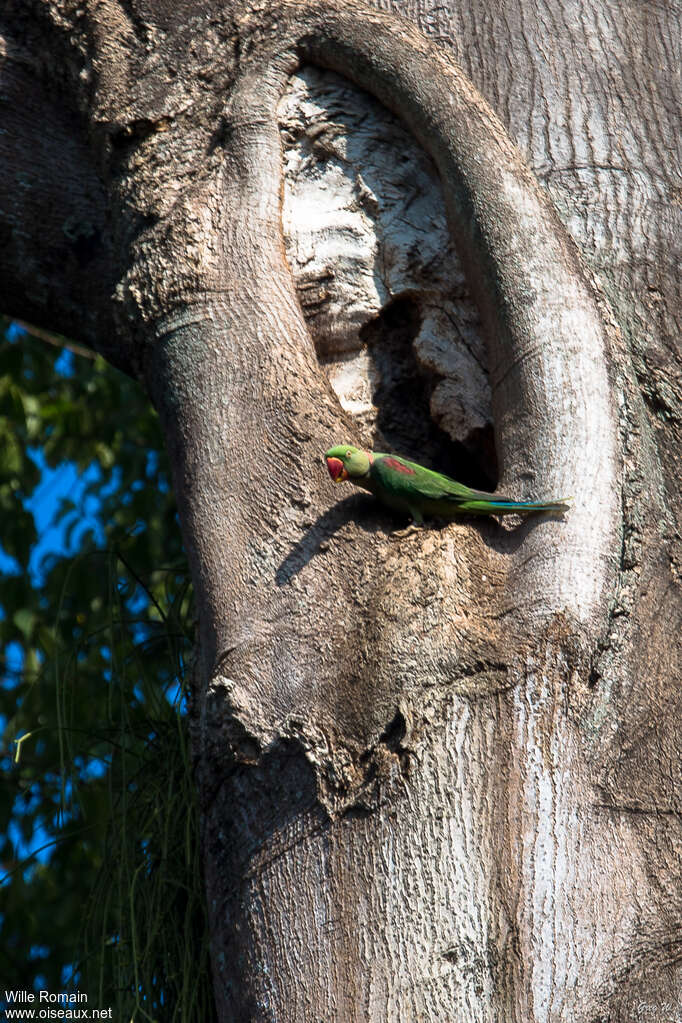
[{"left": 276, "top": 494, "right": 567, "bottom": 585}]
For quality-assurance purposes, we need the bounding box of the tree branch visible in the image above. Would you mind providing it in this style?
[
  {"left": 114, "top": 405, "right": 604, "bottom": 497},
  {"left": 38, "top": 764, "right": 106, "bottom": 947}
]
[{"left": 12, "top": 319, "right": 96, "bottom": 361}]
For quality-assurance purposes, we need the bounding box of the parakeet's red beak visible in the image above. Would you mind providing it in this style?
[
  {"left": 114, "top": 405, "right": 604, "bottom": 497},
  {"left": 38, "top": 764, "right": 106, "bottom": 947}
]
[{"left": 326, "top": 456, "right": 348, "bottom": 482}]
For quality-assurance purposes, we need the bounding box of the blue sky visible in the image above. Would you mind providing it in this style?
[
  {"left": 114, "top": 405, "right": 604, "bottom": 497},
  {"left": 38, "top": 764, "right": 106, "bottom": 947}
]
[
  {"left": 0, "top": 452, "right": 106, "bottom": 582},
  {"left": 0, "top": 443, "right": 110, "bottom": 689},
  {"left": 1, "top": 328, "right": 107, "bottom": 585}
]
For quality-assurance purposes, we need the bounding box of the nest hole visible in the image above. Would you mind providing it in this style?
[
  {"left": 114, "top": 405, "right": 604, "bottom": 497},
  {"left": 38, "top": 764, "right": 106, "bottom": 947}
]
[{"left": 360, "top": 297, "right": 498, "bottom": 490}]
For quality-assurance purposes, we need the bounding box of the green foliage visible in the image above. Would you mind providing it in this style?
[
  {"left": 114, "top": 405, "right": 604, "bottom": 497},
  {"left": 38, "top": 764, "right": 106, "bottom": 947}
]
[{"left": 0, "top": 320, "right": 215, "bottom": 1020}]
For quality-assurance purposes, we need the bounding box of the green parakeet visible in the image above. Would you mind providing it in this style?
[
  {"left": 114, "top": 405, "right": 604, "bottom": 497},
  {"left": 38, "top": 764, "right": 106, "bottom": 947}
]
[{"left": 325, "top": 445, "right": 570, "bottom": 524}]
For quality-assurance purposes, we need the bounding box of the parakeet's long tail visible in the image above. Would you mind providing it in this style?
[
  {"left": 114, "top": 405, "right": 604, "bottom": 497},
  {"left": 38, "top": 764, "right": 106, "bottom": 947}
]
[{"left": 461, "top": 496, "right": 572, "bottom": 515}]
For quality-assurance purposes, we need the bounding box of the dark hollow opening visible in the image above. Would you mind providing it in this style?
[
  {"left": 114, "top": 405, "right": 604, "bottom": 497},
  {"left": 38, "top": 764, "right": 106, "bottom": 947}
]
[{"left": 360, "top": 296, "right": 498, "bottom": 491}]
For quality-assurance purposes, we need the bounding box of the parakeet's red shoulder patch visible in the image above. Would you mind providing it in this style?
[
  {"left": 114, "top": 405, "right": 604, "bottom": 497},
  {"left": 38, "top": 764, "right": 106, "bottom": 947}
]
[{"left": 383, "top": 457, "right": 416, "bottom": 475}]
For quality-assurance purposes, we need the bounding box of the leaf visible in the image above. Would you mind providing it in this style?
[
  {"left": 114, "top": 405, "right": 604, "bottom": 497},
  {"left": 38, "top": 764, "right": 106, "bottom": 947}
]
[
  {"left": 94, "top": 442, "right": 116, "bottom": 470},
  {"left": 0, "top": 427, "right": 23, "bottom": 477},
  {"left": 0, "top": 383, "right": 27, "bottom": 427},
  {"left": 12, "top": 608, "right": 36, "bottom": 639}
]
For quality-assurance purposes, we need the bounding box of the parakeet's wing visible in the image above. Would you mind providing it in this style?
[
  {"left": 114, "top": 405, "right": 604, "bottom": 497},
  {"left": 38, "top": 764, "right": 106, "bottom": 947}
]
[
  {"left": 370, "top": 453, "right": 569, "bottom": 514},
  {"left": 371, "top": 454, "right": 495, "bottom": 503}
]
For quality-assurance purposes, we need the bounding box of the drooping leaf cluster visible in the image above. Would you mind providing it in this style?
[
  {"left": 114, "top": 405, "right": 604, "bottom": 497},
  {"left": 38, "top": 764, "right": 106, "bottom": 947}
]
[{"left": 0, "top": 319, "right": 214, "bottom": 1020}]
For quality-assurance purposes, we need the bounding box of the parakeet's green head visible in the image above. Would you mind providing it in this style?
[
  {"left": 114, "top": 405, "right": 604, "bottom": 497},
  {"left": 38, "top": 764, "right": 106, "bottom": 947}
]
[{"left": 325, "top": 444, "right": 371, "bottom": 482}]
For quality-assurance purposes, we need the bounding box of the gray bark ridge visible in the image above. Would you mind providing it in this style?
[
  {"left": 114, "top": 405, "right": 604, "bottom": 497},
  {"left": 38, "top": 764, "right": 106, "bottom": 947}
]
[{"left": 139, "top": 0, "right": 626, "bottom": 794}]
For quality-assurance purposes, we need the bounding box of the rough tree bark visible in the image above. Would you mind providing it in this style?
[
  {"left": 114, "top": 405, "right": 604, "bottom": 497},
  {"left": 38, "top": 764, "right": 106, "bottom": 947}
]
[{"left": 1, "top": 0, "right": 681, "bottom": 1019}]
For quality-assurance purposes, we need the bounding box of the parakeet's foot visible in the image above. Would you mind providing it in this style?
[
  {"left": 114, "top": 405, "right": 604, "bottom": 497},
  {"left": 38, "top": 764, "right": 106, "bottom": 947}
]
[{"left": 390, "top": 523, "right": 423, "bottom": 540}]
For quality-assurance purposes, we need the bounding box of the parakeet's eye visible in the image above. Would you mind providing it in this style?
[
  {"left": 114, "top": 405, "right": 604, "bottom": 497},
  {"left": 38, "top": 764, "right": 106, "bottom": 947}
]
[{"left": 346, "top": 450, "right": 352, "bottom": 458}]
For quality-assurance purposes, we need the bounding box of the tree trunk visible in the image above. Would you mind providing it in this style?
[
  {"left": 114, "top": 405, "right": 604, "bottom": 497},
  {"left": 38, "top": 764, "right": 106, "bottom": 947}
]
[{"left": 1, "top": 1, "right": 680, "bottom": 1019}]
